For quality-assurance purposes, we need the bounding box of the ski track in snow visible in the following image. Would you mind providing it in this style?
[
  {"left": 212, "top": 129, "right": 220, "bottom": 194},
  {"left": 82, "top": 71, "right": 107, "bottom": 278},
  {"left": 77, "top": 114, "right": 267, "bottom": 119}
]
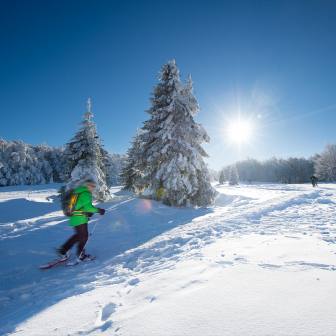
[{"left": 1, "top": 183, "right": 336, "bottom": 335}]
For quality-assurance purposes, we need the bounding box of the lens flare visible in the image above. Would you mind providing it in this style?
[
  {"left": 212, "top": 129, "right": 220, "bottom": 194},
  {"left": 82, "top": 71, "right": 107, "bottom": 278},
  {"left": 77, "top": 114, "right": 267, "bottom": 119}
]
[
  {"left": 107, "top": 211, "right": 130, "bottom": 233},
  {"left": 136, "top": 199, "right": 152, "bottom": 214},
  {"left": 135, "top": 198, "right": 176, "bottom": 216},
  {"left": 156, "top": 188, "right": 167, "bottom": 198}
]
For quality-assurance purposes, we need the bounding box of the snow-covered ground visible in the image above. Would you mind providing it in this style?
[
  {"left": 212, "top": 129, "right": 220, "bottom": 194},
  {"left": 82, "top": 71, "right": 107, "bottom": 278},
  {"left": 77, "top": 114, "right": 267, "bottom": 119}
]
[{"left": 1, "top": 182, "right": 336, "bottom": 335}]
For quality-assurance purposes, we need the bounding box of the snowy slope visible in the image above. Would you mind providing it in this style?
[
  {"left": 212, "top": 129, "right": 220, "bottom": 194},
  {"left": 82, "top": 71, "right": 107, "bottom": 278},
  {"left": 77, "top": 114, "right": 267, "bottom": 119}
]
[{"left": 1, "top": 183, "right": 336, "bottom": 335}]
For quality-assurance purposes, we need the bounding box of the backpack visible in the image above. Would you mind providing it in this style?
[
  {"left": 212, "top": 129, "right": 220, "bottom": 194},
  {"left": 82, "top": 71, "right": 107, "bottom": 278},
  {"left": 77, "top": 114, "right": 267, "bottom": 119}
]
[{"left": 61, "top": 190, "right": 87, "bottom": 217}]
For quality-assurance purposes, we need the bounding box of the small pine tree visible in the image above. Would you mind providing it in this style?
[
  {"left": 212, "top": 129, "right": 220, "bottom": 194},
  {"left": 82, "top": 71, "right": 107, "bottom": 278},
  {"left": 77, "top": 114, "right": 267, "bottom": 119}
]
[
  {"left": 119, "top": 127, "right": 143, "bottom": 192},
  {"left": 228, "top": 166, "right": 239, "bottom": 185},
  {"left": 137, "top": 60, "right": 217, "bottom": 207},
  {"left": 99, "top": 141, "right": 112, "bottom": 187},
  {"left": 219, "top": 170, "right": 225, "bottom": 184},
  {"left": 59, "top": 99, "right": 110, "bottom": 202}
]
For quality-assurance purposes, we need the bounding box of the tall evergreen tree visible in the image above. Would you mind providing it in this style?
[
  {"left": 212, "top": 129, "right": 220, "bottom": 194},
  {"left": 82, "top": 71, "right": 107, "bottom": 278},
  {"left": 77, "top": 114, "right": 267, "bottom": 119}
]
[
  {"left": 59, "top": 99, "right": 110, "bottom": 202},
  {"left": 219, "top": 170, "right": 225, "bottom": 184},
  {"left": 119, "top": 127, "right": 143, "bottom": 192},
  {"left": 228, "top": 166, "right": 239, "bottom": 185},
  {"left": 137, "top": 60, "right": 217, "bottom": 207}
]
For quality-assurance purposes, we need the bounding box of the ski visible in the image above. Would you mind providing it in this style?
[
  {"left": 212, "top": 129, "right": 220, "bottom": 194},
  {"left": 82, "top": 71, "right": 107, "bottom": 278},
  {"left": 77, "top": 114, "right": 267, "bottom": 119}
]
[
  {"left": 67, "top": 254, "right": 96, "bottom": 267},
  {"left": 39, "top": 254, "right": 71, "bottom": 270}
]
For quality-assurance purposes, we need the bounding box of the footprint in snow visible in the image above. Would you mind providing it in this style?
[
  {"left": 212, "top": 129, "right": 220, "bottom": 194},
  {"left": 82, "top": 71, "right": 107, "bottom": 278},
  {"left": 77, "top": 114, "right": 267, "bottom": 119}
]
[
  {"left": 259, "top": 263, "right": 281, "bottom": 269},
  {"left": 101, "top": 303, "right": 116, "bottom": 321},
  {"left": 128, "top": 278, "right": 140, "bottom": 286}
]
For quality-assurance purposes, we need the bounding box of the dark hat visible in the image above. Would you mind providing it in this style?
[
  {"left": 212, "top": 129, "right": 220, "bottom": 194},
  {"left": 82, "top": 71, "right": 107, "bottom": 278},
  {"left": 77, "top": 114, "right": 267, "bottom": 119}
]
[{"left": 84, "top": 179, "right": 96, "bottom": 185}]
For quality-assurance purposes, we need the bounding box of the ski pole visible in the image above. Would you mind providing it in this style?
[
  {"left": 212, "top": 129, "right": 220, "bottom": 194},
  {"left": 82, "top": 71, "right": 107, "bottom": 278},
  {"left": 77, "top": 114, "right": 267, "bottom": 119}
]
[{"left": 78, "top": 214, "right": 103, "bottom": 260}]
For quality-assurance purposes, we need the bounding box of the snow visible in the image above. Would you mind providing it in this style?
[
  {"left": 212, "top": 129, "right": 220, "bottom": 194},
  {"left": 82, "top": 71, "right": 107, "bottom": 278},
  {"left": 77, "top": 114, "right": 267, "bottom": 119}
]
[{"left": 1, "top": 182, "right": 336, "bottom": 335}]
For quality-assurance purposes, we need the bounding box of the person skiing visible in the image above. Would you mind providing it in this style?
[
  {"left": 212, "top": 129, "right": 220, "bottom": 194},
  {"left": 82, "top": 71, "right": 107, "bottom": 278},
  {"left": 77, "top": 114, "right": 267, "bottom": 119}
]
[
  {"left": 55, "top": 179, "right": 105, "bottom": 262},
  {"left": 310, "top": 174, "right": 318, "bottom": 187},
  {"left": 288, "top": 177, "right": 291, "bottom": 184}
]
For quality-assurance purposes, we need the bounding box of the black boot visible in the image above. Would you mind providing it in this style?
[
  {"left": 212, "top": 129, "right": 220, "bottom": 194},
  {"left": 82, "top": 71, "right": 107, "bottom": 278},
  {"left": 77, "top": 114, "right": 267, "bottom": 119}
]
[
  {"left": 77, "top": 253, "right": 91, "bottom": 262},
  {"left": 53, "top": 247, "right": 68, "bottom": 260}
]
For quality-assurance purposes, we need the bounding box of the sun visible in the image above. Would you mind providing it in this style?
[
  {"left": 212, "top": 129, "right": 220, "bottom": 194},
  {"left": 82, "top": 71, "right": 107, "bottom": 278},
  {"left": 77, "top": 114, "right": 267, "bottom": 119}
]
[{"left": 229, "top": 122, "right": 251, "bottom": 141}]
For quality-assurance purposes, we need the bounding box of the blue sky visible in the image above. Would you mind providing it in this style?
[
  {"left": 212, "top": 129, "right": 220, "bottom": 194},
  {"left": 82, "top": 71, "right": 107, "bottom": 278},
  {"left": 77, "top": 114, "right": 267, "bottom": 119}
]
[{"left": 1, "top": 0, "right": 336, "bottom": 170}]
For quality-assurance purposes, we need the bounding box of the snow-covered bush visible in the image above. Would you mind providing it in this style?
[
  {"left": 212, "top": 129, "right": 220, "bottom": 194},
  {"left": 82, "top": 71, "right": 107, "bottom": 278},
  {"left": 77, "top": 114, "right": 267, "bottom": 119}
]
[
  {"left": 59, "top": 99, "right": 110, "bottom": 202},
  {"left": 137, "top": 60, "right": 217, "bottom": 207},
  {"left": 228, "top": 166, "right": 239, "bottom": 185}
]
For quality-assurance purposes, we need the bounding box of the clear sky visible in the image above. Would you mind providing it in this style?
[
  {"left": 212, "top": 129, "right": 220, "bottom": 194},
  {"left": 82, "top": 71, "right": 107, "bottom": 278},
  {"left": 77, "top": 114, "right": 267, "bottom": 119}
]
[{"left": 1, "top": 0, "right": 336, "bottom": 170}]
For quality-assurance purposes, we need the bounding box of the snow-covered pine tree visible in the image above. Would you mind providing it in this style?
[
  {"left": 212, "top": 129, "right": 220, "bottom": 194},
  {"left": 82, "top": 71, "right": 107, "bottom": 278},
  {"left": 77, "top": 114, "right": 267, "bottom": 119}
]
[
  {"left": 119, "top": 127, "right": 143, "bottom": 192},
  {"left": 138, "top": 60, "right": 217, "bottom": 207},
  {"left": 59, "top": 99, "right": 110, "bottom": 202},
  {"left": 98, "top": 140, "right": 112, "bottom": 187},
  {"left": 228, "top": 166, "right": 239, "bottom": 185},
  {"left": 219, "top": 170, "right": 226, "bottom": 184}
]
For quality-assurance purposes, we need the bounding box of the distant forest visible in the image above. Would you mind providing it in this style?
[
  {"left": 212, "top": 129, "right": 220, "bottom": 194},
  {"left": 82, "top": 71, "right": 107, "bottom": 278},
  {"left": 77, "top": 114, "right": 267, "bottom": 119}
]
[
  {"left": 216, "top": 142, "right": 336, "bottom": 183},
  {"left": 0, "top": 137, "right": 126, "bottom": 187}
]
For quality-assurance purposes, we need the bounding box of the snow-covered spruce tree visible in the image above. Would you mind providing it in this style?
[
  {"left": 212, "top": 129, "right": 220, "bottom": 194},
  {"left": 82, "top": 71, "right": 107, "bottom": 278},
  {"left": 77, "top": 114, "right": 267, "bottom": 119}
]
[
  {"left": 137, "top": 60, "right": 217, "bottom": 207},
  {"left": 98, "top": 141, "right": 112, "bottom": 187},
  {"left": 119, "top": 127, "right": 143, "bottom": 192},
  {"left": 219, "top": 170, "right": 225, "bottom": 184},
  {"left": 59, "top": 99, "right": 110, "bottom": 202},
  {"left": 228, "top": 166, "right": 239, "bottom": 185}
]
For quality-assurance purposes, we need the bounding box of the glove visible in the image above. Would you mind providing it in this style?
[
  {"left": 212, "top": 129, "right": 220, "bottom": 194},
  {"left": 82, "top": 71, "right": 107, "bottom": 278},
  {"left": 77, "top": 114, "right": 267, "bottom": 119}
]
[
  {"left": 87, "top": 212, "right": 94, "bottom": 218},
  {"left": 98, "top": 208, "right": 105, "bottom": 215}
]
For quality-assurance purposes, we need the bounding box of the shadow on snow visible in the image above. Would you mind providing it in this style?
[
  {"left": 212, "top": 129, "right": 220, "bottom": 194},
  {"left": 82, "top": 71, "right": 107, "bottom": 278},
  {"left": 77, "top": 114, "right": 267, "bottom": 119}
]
[{"left": 0, "top": 190, "right": 214, "bottom": 334}]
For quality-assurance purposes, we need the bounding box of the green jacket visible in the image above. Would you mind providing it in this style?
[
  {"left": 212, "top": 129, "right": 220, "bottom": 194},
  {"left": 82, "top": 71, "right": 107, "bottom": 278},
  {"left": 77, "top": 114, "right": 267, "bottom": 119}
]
[{"left": 69, "top": 186, "right": 99, "bottom": 226}]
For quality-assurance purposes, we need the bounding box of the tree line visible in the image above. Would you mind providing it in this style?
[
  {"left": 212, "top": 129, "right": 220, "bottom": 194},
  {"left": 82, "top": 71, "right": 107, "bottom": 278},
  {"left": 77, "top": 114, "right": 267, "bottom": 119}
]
[
  {"left": 217, "top": 142, "right": 336, "bottom": 184},
  {"left": 0, "top": 136, "right": 126, "bottom": 190}
]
